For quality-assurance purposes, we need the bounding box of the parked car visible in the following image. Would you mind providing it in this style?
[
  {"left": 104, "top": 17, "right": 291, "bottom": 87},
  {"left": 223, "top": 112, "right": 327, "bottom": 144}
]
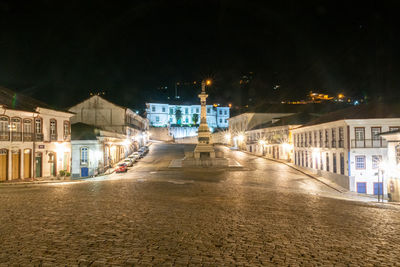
[
  {"left": 115, "top": 163, "right": 128, "bottom": 173},
  {"left": 123, "top": 158, "right": 134, "bottom": 167},
  {"left": 131, "top": 152, "right": 141, "bottom": 159}
]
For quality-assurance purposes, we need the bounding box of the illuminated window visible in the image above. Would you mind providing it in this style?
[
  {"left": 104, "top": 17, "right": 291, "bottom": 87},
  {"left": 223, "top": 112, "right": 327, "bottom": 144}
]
[
  {"left": 162, "top": 107, "right": 166, "bottom": 112},
  {"left": 80, "top": 147, "right": 88, "bottom": 165},
  {"left": 151, "top": 106, "right": 155, "bottom": 112},
  {"left": 35, "top": 118, "right": 42, "bottom": 134},
  {"left": 50, "top": 119, "right": 57, "bottom": 140},
  {"left": 63, "top": 121, "right": 70, "bottom": 138}
]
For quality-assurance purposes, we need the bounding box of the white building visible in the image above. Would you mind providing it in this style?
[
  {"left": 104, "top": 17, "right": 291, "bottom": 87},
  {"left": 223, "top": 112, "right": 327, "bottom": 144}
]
[
  {"left": 146, "top": 102, "right": 230, "bottom": 130},
  {"left": 1, "top": 86, "right": 74, "bottom": 181},
  {"left": 228, "top": 112, "right": 294, "bottom": 149},
  {"left": 292, "top": 103, "right": 400, "bottom": 195},
  {"left": 245, "top": 113, "right": 319, "bottom": 161},
  {"left": 69, "top": 95, "right": 149, "bottom": 177},
  {"left": 380, "top": 130, "right": 400, "bottom": 202}
]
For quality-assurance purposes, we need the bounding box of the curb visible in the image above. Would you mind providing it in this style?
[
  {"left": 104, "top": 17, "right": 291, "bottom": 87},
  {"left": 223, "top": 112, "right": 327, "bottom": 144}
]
[{"left": 232, "top": 148, "right": 345, "bottom": 193}]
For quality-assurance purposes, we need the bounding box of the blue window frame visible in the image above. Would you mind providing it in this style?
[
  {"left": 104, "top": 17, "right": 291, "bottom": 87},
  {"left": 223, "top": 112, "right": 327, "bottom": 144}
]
[
  {"left": 357, "top": 182, "right": 367, "bottom": 194},
  {"left": 374, "top": 182, "right": 383, "bottom": 195}
]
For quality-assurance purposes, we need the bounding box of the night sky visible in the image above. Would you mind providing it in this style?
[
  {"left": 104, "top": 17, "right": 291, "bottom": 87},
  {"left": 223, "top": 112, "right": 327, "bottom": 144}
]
[{"left": 0, "top": 0, "right": 399, "bottom": 112}]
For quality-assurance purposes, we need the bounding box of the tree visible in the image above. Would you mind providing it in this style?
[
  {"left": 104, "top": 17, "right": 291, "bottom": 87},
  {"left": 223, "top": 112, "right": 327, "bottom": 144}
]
[
  {"left": 192, "top": 113, "right": 199, "bottom": 125},
  {"left": 175, "top": 109, "right": 182, "bottom": 125}
]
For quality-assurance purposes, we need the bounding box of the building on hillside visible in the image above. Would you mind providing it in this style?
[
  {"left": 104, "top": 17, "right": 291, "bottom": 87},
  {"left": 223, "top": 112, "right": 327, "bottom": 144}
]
[
  {"left": 70, "top": 123, "right": 132, "bottom": 177},
  {"left": 0, "top": 86, "right": 74, "bottom": 181},
  {"left": 146, "top": 102, "right": 230, "bottom": 130},
  {"left": 292, "top": 103, "right": 400, "bottom": 195},
  {"left": 228, "top": 112, "right": 294, "bottom": 149},
  {"left": 245, "top": 113, "right": 319, "bottom": 161},
  {"left": 380, "top": 130, "right": 400, "bottom": 202},
  {"left": 69, "top": 95, "right": 149, "bottom": 148}
]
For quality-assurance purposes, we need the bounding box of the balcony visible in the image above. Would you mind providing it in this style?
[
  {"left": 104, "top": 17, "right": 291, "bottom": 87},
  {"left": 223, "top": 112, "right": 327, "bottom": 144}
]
[
  {"left": 11, "top": 132, "right": 22, "bottom": 141},
  {"left": 23, "top": 133, "right": 34, "bottom": 141},
  {"left": 50, "top": 134, "right": 58, "bottom": 141},
  {"left": 0, "top": 131, "right": 10, "bottom": 141},
  {"left": 35, "top": 133, "right": 43, "bottom": 141},
  {"left": 351, "top": 139, "right": 387, "bottom": 148}
]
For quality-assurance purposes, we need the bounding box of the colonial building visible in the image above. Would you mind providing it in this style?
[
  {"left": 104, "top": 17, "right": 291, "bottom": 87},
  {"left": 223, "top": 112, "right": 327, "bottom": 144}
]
[
  {"left": 0, "top": 86, "right": 74, "bottom": 181},
  {"left": 146, "top": 102, "right": 230, "bottom": 129},
  {"left": 292, "top": 103, "right": 400, "bottom": 195},
  {"left": 245, "top": 113, "right": 319, "bottom": 162},
  {"left": 69, "top": 95, "right": 149, "bottom": 177},
  {"left": 380, "top": 130, "right": 400, "bottom": 202},
  {"left": 228, "top": 112, "right": 294, "bottom": 149}
]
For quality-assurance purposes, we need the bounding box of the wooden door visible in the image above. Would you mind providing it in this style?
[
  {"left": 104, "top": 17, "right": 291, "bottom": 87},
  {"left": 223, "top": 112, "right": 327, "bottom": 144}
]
[
  {"left": 12, "top": 150, "right": 20, "bottom": 179},
  {"left": 0, "top": 149, "right": 7, "bottom": 181},
  {"left": 23, "top": 149, "right": 31, "bottom": 179},
  {"left": 49, "top": 153, "right": 56, "bottom": 176}
]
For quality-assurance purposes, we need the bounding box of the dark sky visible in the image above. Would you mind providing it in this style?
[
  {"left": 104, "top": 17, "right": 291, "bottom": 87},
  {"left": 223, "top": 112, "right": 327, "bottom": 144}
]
[{"left": 0, "top": 0, "right": 399, "bottom": 111}]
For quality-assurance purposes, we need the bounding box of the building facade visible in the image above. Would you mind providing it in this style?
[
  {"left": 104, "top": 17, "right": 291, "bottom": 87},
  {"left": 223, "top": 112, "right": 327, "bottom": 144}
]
[
  {"left": 146, "top": 103, "right": 230, "bottom": 130},
  {"left": 292, "top": 119, "right": 400, "bottom": 194},
  {"left": 68, "top": 95, "right": 149, "bottom": 177},
  {"left": 1, "top": 87, "right": 74, "bottom": 181},
  {"left": 380, "top": 130, "right": 400, "bottom": 202}
]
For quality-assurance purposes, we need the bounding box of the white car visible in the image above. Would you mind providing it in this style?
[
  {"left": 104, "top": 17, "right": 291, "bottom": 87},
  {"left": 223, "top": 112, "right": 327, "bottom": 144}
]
[{"left": 123, "top": 158, "right": 134, "bottom": 167}]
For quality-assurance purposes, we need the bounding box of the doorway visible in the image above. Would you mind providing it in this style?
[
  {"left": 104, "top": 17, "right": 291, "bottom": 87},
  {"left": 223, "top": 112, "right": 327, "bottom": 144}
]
[
  {"left": 48, "top": 152, "right": 57, "bottom": 176},
  {"left": 0, "top": 149, "right": 8, "bottom": 181},
  {"left": 23, "top": 149, "right": 32, "bottom": 179},
  {"left": 12, "top": 150, "right": 20, "bottom": 179},
  {"left": 35, "top": 152, "right": 42, "bottom": 178}
]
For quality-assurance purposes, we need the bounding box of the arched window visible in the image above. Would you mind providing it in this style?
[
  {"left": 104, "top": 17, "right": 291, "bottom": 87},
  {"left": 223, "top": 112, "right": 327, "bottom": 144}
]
[
  {"left": 80, "top": 147, "right": 88, "bottom": 165},
  {"left": 23, "top": 119, "right": 32, "bottom": 141},
  {"left": 63, "top": 121, "right": 70, "bottom": 140},
  {"left": 11, "top": 118, "right": 21, "bottom": 141},
  {"left": 0, "top": 116, "right": 9, "bottom": 141},
  {"left": 50, "top": 119, "right": 57, "bottom": 141}
]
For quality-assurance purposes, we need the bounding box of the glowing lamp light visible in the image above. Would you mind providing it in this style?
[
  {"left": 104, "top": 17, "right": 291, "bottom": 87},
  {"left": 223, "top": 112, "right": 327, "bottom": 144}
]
[
  {"left": 237, "top": 134, "right": 245, "bottom": 142},
  {"left": 258, "top": 140, "right": 266, "bottom": 146},
  {"left": 206, "top": 80, "right": 212, "bottom": 86},
  {"left": 225, "top": 133, "right": 231, "bottom": 141}
]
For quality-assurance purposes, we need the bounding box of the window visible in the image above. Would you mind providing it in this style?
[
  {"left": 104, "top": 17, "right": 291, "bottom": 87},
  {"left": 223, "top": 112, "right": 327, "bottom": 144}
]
[
  {"left": 224, "top": 110, "right": 227, "bottom": 115},
  {"left": 357, "top": 182, "right": 367, "bottom": 194},
  {"left": 196, "top": 108, "right": 199, "bottom": 113},
  {"left": 63, "top": 121, "right": 70, "bottom": 139},
  {"left": 305, "top": 151, "right": 308, "bottom": 167},
  {"left": 333, "top": 153, "right": 337, "bottom": 173},
  {"left": 320, "top": 152, "right": 323, "bottom": 170},
  {"left": 372, "top": 155, "right": 382, "bottom": 169},
  {"left": 50, "top": 119, "right": 57, "bottom": 140},
  {"left": 396, "top": 145, "right": 400, "bottom": 165},
  {"left": 219, "top": 119, "right": 222, "bottom": 123},
  {"left": 156, "top": 116, "right": 160, "bottom": 122},
  {"left": 308, "top": 132, "right": 312, "bottom": 146},
  {"left": 304, "top": 133, "right": 308, "bottom": 147},
  {"left": 169, "top": 117, "right": 173, "bottom": 123},
  {"left": 374, "top": 182, "right": 383, "bottom": 195},
  {"left": 355, "top": 155, "right": 366, "bottom": 170},
  {"left": 225, "top": 119, "right": 228, "bottom": 123},
  {"left": 185, "top": 117, "right": 188, "bottom": 123},
  {"left": 162, "top": 107, "right": 166, "bottom": 112},
  {"left": 185, "top": 108, "right": 188, "bottom": 114},
  {"left": 331, "top": 128, "right": 336, "bottom": 148},
  {"left": 219, "top": 110, "right": 222, "bottom": 115},
  {"left": 169, "top": 108, "right": 174, "bottom": 115},
  {"left": 319, "top": 130, "right": 323, "bottom": 147},
  {"left": 340, "top": 153, "right": 345, "bottom": 175},
  {"left": 390, "top": 127, "right": 400, "bottom": 132},
  {"left": 152, "top": 106, "right": 155, "bottom": 112},
  {"left": 325, "top": 153, "right": 329, "bottom": 171},
  {"left": 339, "top": 127, "right": 344, "bottom": 148},
  {"left": 0, "top": 116, "right": 9, "bottom": 141},
  {"left": 355, "top": 127, "right": 365, "bottom": 148},
  {"left": 314, "top": 131, "right": 317, "bottom": 147},
  {"left": 325, "top": 129, "right": 329, "bottom": 147},
  {"left": 371, "top": 127, "right": 381, "bottom": 140},
  {"left": 207, "top": 108, "right": 210, "bottom": 113},
  {"left": 80, "top": 147, "right": 88, "bottom": 165}
]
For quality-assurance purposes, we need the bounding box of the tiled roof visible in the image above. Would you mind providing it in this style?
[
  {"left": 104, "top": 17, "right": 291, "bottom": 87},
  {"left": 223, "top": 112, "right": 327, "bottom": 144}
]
[
  {"left": 249, "top": 112, "right": 320, "bottom": 130},
  {"left": 0, "top": 86, "right": 53, "bottom": 112},
  {"left": 303, "top": 102, "right": 400, "bottom": 127}
]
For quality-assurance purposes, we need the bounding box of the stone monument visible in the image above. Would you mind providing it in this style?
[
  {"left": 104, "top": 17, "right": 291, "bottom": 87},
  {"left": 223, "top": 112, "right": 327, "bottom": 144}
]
[
  {"left": 194, "top": 80, "right": 216, "bottom": 159},
  {"left": 182, "top": 79, "right": 229, "bottom": 167}
]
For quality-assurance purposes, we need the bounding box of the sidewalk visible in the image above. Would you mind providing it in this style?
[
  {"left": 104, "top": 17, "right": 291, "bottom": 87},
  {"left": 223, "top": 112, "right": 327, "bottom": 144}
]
[{"left": 0, "top": 177, "right": 79, "bottom": 186}]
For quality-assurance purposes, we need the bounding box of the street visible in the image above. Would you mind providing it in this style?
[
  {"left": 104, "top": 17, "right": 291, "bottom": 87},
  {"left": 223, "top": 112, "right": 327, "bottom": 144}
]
[{"left": 1, "top": 142, "right": 400, "bottom": 265}]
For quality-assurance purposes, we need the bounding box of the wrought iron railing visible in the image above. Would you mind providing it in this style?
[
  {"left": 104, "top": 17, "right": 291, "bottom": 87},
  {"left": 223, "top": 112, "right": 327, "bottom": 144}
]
[{"left": 351, "top": 139, "right": 387, "bottom": 148}]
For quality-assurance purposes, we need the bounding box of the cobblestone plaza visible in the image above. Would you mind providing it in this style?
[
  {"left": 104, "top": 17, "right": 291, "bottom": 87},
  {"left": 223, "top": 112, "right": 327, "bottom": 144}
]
[{"left": 1, "top": 143, "right": 400, "bottom": 265}]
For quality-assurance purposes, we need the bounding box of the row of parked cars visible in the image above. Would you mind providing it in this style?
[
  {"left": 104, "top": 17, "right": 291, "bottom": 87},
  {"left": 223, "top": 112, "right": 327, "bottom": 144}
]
[{"left": 115, "top": 145, "right": 150, "bottom": 173}]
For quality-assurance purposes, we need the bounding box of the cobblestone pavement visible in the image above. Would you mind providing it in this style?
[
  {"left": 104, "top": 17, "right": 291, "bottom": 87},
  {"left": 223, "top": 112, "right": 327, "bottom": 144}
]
[{"left": 1, "top": 143, "right": 400, "bottom": 266}]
